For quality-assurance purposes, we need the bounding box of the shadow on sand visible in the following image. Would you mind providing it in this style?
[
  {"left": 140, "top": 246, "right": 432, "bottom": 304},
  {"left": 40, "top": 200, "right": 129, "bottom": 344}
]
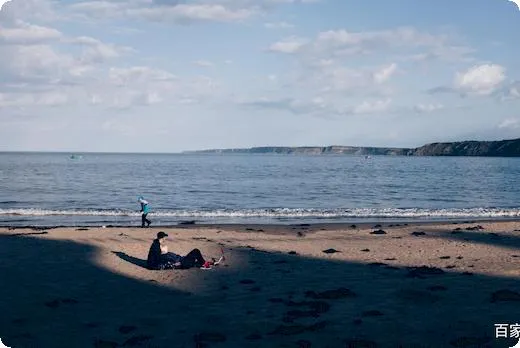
[
  {"left": 112, "top": 251, "right": 148, "bottom": 269},
  {"left": 0, "top": 230, "right": 519, "bottom": 348}
]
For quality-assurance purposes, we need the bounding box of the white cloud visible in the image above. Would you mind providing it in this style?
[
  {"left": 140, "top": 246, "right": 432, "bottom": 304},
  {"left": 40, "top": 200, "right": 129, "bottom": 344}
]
[
  {"left": 67, "top": 36, "right": 133, "bottom": 64},
  {"left": 353, "top": 98, "right": 392, "bottom": 114},
  {"left": 66, "top": 0, "right": 318, "bottom": 23},
  {"left": 498, "top": 118, "right": 520, "bottom": 129},
  {"left": 126, "top": 4, "right": 254, "bottom": 23},
  {"left": 193, "top": 60, "right": 214, "bottom": 67},
  {"left": 268, "top": 36, "right": 307, "bottom": 53},
  {"left": 108, "top": 66, "right": 177, "bottom": 85},
  {"left": 414, "top": 103, "right": 444, "bottom": 113},
  {"left": 240, "top": 95, "right": 394, "bottom": 117},
  {"left": 264, "top": 21, "right": 294, "bottom": 29},
  {"left": 454, "top": 64, "right": 506, "bottom": 96},
  {"left": 373, "top": 63, "right": 397, "bottom": 84},
  {"left": 0, "top": 91, "right": 68, "bottom": 108},
  {"left": 301, "top": 63, "right": 398, "bottom": 94},
  {"left": 0, "top": 21, "right": 62, "bottom": 44},
  {"left": 269, "top": 26, "right": 472, "bottom": 63},
  {"left": 499, "top": 81, "right": 520, "bottom": 101}
]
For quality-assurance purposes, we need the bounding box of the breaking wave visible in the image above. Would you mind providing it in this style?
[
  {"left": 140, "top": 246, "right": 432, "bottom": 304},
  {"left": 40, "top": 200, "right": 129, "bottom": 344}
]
[{"left": 2, "top": 207, "right": 520, "bottom": 219}]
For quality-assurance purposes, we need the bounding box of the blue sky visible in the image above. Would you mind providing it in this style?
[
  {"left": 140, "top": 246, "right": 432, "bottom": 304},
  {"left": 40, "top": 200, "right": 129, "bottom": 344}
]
[{"left": 0, "top": 0, "right": 519, "bottom": 152}]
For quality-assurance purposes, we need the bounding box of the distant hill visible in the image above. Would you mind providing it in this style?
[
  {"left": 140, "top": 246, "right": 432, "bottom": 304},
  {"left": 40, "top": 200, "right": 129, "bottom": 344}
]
[{"left": 184, "top": 138, "right": 520, "bottom": 157}]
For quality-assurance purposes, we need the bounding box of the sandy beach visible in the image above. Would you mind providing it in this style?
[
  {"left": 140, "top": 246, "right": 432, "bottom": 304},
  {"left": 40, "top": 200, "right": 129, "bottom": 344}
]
[{"left": 1, "top": 220, "right": 520, "bottom": 348}]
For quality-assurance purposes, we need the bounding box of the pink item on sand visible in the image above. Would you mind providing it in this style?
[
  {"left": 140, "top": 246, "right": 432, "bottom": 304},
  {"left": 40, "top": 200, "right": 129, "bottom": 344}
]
[{"left": 201, "top": 261, "right": 212, "bottom": 269}]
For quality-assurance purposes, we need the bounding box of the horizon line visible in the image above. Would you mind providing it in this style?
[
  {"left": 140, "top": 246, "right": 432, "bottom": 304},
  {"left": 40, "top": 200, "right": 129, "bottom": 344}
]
[{"left": 1, "top": 136, "right": 518, "bottom": 154}]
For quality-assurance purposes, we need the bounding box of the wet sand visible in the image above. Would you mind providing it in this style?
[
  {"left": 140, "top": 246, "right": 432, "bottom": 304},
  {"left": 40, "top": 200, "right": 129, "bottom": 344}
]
[{"left": 1, "top": 220, "right": 520, "bottom": 347}]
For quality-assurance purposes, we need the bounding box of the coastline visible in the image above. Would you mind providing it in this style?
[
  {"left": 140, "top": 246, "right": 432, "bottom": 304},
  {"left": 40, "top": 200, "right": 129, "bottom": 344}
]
[
  {"left": 1, "top": 220, "right": 520, "bottom": 347},
  {"left": 4, "top": 216, "right": 520, "bottom": 231}
]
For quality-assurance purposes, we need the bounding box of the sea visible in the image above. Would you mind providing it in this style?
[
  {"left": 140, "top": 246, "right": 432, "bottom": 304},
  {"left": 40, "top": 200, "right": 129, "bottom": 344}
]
[{"left": 1, "top": 152, "right": 519, "bottom": 227}]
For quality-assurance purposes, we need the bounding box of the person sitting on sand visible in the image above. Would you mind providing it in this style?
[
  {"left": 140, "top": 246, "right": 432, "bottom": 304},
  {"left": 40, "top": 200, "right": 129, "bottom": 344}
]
[
  {"left": 146, "top": 231, "right": 223, "bottom": 270},
  {"left": 138, "top": 196, "right": 152, "bottom": 228}
]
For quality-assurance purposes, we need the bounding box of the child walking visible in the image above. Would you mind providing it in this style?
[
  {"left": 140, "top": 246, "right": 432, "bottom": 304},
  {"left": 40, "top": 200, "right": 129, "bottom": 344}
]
[{"left": 138, "top": 196, "right": 151, "bottom": 228}]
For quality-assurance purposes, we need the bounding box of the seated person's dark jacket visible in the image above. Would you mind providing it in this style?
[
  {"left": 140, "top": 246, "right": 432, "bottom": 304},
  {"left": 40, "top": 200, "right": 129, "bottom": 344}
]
[
  {"left": 147, "top": 239, "right": 183, "bottom": 270},
  {"left": 147, "top": 239, "right": 162, "bottom": 270}
]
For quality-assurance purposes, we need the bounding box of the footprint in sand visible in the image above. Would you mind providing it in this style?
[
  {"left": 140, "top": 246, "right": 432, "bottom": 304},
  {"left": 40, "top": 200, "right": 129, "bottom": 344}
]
[
  {"left": 245, "top": 333, "right": 262, "bottom": 340},
  {"left": 85, "top": 322, "right": 101, "bottom": 329},
  {"left": 193, "top": 332, "right": 227, "bottom": 344},
  {"left": 361, "top": 310, "right": 384, "bottom": 317},
  {"left": 269, "top": 321, "right": 328, "bottom": 336},
  {"left": 370, "top": 229, "right": 386, "bottom": 235},
  {"left": 288, "top": 251, "right": 298, "bottom": 255},
  {"left": 411, "top": 231, "right": 426, "bottom": 236},
  {"left": 439, "top": 256, "right": 451, "bottom": 259},
  {"left": 94, "top": 339, "right": 118, "bottom": 348},
  {"left": 396, "top": 289, "right": 440, "bottom": 304},
  {"left": 465, "top": 225, "right": 484, "bottom": 231},
  {"left": 344, "top": 339, "right": 378, "bottom": 348},
  {"left": 296, "top": 339, "right": 312, "bottom": 348},
  {"left": 11, "top": 318, "right": 28, "bottom": 326},
  {"left": 118, "top": 326, "right": 137, "bottom": 334},
  {"left": 449, "top": 336, "right": 490, "bottom": 347},
  {"left": 240, "top": 279, "right": 256, "bottom": 285},
  {"left": 361, "top": 249, "right": 370, "bottom": 252},
  {"left": 490, "top": 289, "right": 520, "bottom": 302},
  {"left": 305, "top": 288, "right": 356, "bottom": 300},
  {"left": 368, "top": 262, "right": 388, "bottom": 267},
  {"left": 45, "top": 298, "right": 79, "bottom": 308},
  {"left": 322, "top": 248, "right": 340, "bottom": 254},
  {"left": 273, "top": 260, "right": 289, "bottom": 264},
  {"left": 122, "top": 335, "right": 153, "bottom": 346},
  {"left": 406, "top": 266, "right": 445, "bottom": 278}
]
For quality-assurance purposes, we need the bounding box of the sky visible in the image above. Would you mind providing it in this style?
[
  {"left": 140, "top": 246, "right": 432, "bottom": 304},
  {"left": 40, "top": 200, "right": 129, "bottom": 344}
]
[{"left": 0, "top": 0, "right": 519, "bottom": 152}]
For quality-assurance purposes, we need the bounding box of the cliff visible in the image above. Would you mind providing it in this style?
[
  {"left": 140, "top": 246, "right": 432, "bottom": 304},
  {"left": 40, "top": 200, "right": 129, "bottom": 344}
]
[
  {"left": 185, "top": 138, "right": 520, "bottom": 157},
  {"left": 410, "top": 138, "right": 520, "bottom": 157}
]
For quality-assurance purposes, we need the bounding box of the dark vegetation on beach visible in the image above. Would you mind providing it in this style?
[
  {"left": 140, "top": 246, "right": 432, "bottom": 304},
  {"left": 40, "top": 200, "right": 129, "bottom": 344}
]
[{"left": 187, "top": 137, "right": 520, "bottom": 157}]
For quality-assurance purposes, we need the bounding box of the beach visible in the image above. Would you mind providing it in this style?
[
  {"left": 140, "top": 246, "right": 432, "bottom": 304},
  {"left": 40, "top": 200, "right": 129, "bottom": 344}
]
[{"left": 1, "top": 220, "right": 520, "bottom": 348}]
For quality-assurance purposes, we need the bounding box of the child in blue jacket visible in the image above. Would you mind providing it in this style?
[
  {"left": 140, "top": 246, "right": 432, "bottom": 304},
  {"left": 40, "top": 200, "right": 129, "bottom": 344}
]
[{"left": 138, "top": 196, "right": 151, "bottom": 228}]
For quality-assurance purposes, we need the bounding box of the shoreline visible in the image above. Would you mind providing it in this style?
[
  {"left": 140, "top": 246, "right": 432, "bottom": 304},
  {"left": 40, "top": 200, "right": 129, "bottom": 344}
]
[{"left": 3, "top": 216, "right": 520, "bottom": 231}]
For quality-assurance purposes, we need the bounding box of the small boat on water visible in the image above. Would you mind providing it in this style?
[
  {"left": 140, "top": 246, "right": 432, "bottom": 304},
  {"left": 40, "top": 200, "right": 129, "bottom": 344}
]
[{"left": 69, "top": 154, "right": 83, "bottom": 160}]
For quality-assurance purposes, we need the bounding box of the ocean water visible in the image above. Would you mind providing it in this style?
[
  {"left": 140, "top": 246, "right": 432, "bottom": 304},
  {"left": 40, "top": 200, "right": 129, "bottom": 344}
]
[{"left": 1, "top": 152, "right": 519, "bottom": 226}]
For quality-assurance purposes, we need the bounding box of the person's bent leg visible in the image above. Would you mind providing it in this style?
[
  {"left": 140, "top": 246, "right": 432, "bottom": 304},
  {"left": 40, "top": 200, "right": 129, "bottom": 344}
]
[
  {"left": 141, "top": 213, "right": 146, "bottom": 228},
  {"left": 181, "top": 248, "right": 205, "bottom": 268}
]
